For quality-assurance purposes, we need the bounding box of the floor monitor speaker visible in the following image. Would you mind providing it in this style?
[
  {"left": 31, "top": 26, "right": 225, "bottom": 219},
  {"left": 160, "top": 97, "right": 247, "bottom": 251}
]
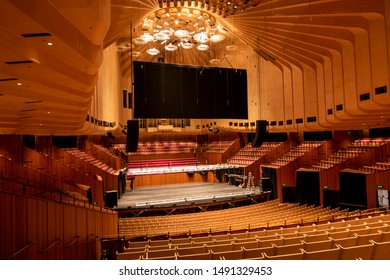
[{"left": 105, "top": 190, "right": 117, "bottom": 208}]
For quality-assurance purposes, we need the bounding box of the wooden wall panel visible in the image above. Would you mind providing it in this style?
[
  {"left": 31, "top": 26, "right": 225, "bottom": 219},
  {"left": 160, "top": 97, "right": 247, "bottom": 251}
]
[
  {"left": 46, "top": 201, "right": 63, "bottom": 260},
  {"left": 27, "top": 198, "right": 48, "bottom": 260},
  {"left": 133, "top": 172, "right": 213, "bottom": 188}
]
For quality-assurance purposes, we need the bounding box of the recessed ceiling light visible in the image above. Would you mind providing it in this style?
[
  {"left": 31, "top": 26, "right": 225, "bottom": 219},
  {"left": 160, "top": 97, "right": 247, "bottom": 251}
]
[
  {"left": 17, "top": 82, "right": 22, "bottom": 86},
  {"left": 47, "top": 42, "right": 53, "bottom": 46}
]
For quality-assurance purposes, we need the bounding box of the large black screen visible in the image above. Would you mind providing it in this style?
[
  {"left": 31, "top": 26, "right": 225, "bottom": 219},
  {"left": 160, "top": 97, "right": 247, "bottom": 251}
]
[{"left": 134, "top": 61, "right": 248, "bottom": 119}]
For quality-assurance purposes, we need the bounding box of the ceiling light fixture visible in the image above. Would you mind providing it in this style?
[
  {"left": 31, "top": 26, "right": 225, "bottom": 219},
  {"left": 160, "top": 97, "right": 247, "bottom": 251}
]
[
  {"left": 197, "top": 44, "right": 209, "bottom": 51},
  {"left": 139, "top": 7, "right": 225, "bottom": 55},
  {"left": 146, "top": 48, "right": 160, "bottom": 55}
]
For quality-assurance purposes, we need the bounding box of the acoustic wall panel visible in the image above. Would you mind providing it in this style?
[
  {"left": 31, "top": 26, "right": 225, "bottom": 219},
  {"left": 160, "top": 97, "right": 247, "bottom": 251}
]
[
  {"left": 162, "top": 64, "right": 182, "bottom": 118},
  {"left": 196, "top": 67, "right": 215, "bottom": 118},
  {"left": 133, "top": 61, "right": 248, "bottom": 119},
  {"left": 144, "top": 63, "right": 163, "bottom": 118},
  {"left": 214, "top": 67, "right": 231, "bottom": 118},
  {"left": 180, "top": 66, "right": 199, "bottom": 118},
  {"left": 230, "top": 69, "right": 248, "bottom": 119}
]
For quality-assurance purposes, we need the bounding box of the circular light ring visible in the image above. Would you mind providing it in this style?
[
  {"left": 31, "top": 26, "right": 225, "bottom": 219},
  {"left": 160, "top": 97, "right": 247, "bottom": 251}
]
[
  {"left": 193, "top": 33, "right": 209, "bottom": 43},
  {"left": 133, "top": 37, "right": 148, "bottom": 45},
  {"left": 154, "top": 32, "right": 170, "bottom": 41},
  {"left": 132, "top": 51, "right": 142, "bottom": 57},
  {"left": 181, "top": 42, "right": 194, "bottom": 49},
  {"left": 160, "top": 29, "right": 173, "bottom": 36},
  {"left": 115, "top": 45, "right": 129, "bottom": 52},
  {"left": 197, "top": 44, "right": 209, "bottom": 51},
  {"left": 165, "top": 44, "right": 178, "bottom": 51},
  {"left": 210, "top": 34, "right": 225, "bottom": 43},
  {"left": 174, "top": 29, "right": 190, "bottom": 38},
  {"left": 140, "top": 34, "right": 154, "bottom": 42},
  {"left": 146, "top": 48, "right": 160, "bottom": 55},
  {"left": 209, "top": 58, "right": 221, "bottom": 64}
]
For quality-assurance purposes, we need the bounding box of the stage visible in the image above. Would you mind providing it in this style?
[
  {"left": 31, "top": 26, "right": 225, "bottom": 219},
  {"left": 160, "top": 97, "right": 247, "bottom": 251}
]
[{"left": 115, "top": 182, "right": 271, "bottom": 217}]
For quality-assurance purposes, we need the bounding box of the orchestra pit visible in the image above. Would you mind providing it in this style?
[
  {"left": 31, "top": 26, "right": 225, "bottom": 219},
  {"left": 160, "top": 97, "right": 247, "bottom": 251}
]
[{"left": 0, "top": 0, "right": 390, "bottom": 261}]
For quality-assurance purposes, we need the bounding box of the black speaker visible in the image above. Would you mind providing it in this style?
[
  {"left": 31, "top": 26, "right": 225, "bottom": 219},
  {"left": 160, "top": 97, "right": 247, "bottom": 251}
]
[
  {"left": 105, "top": 190, "right": 117, "bottom": 208},
  {"left": 252, "top": 120, "right": 268, "bottom": 147},
  {"left": 126, "top": 120, "right": 139, "bottom": 152}
]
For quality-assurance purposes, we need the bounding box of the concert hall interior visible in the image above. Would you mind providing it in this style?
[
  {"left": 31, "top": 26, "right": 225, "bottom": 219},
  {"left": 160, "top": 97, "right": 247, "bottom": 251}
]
[{"left": 1, "top": 0, "right": 390, "bottom": 260}]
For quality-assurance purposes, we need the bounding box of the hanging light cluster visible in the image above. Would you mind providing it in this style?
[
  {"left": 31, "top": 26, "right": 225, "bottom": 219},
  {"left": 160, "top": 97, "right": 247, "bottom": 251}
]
[{"left": 133, "top": 7, "right": 227, "bottom": 56}]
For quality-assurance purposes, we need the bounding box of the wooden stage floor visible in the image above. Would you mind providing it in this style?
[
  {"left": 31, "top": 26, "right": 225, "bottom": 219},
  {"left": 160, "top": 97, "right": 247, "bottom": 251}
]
[{"left": 117, "top": 182, "right": 262, "bottom": 209}]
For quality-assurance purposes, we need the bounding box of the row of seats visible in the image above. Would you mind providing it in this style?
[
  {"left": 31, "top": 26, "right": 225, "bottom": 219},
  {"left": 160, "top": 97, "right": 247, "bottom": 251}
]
[
  {"left": 227, "top": 142, "right": 282, "bottom": 167},
  {"left": 353, "top": 139, "right": 390, "bottom": 147},
  {"left": 117, "top": 217, "right": 390, "bottom": 260},
  {"left": 115, "top": 142, "right": 197, "bottom": 155},
  {"left": 310, "top": 146, "right": 373, "bottom": 171},
  {"left": 117, "top": 213, "right": 390, "bottom": 259},
  {"left": 266, "top": 141, "right": 324, "bottom": 168},
  {"left": 119, "top": 200, "right": 345, "bottom": 238},
  {"left": 360, "top": 160, "right": 390, "bottom": 173},
  {"left": 127, "top": 158, "right": 200, "bottom": 170},
  {"left": 206, "top": 141, "right": 234, "bottom": 153},
  {"left": 66, "top": 149, "right": 116, "bottom": 174}
]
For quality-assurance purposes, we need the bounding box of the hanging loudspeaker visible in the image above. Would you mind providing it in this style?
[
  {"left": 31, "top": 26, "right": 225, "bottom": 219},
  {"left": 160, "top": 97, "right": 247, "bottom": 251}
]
[
  {"left": 126, "top": 120, "right": 139, "bottom": 152},
  {"left": 252, "top": 120, "right": 268, "bottom": 147}
]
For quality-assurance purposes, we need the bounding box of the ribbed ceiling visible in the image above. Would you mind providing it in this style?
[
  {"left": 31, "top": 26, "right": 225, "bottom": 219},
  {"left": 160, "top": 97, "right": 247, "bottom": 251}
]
[{"left": 0, "top": 0, "right": 389, "bottom": 135}]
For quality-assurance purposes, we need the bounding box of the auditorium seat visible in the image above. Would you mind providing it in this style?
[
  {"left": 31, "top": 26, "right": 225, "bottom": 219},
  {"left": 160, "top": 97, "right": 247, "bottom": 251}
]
[
  {"left": 143, "top": 254, "right": 177, "bottom": 260},
  {"left": 330, "top": 236, "right": 358, "bottom": 247},
  {"left": 242, "top": 245, "right": 275, "bottom": 259},
  {"left": 211, "top": 249, "right": 244, "bottom": 260},
  {"left": 301, "top": 239, "right": 335, "bottom": 251},
  {"left": 264, "top": 250, "right": 304, "bottom": 260},
  {"left": 123, "top": 246, "right": 147, "bottom": 253},
  {"left": 371, "top": 240, "right": 390, "bottom": 259},
  {"left": 272, "top": 243, "right": 304, "bottom": 256},
  {"left": 280, "top": 235, "right": 305, "bottom": 245},
  {"left": 235, "top": 240, "right": 260, "bottom": 250},
  {"left": 355, "top": 232, "right": 382, "bottom": 245},
  {"left": 176, "top": 245, "right": 208, "bottom": 256},
  {"left": 338, "top": 243, "right": 375, "bottom": 260},
  {"left": 206, "top": 243, "right": 235, "bottom": 253},
  {"left": 116, "top": 250, "right": 145, "bottom": 260},
  {"left": 146, "top": 248, "right": 176, "bottom": 259},
  {"left": 176, "top": 251, "right": 212, "bottom": 260},
  {"left": 301, "top": 247, "right": 340, "bottom": 260},
  {"left": 169, "top": 237, "right": 192, "bottom": 245}
]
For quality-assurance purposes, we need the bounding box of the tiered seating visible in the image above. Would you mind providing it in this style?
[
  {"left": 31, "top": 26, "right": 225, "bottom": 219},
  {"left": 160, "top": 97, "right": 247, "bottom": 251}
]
[
  {"left": 227, "top": 142, "right": 281, "bottom": 167},
  {"left": 207, "top": 141, "right": 234, "bottom": 153},
  {"left": 118, "top": 200, "right": 344, "bottom": 238},
  {"left": 66, "top": 148, "right": 116, "bottom": 174},
  {"left": 115, "top": 141, "right": 198, "bottom": 155},
  {"left": 310, "top": 139, "right": 390, "bottom": 171},
  {"left": 311, "top": 148, "right": 369, "bottom": 170},
  {"left": 359, "top": 159, "right": 390, "bottom": 173},
  {"left": 117, "top": 210, "right": 390, "bottom": 260},
  {"left": 92, "top": 144, "right": 120, "bottom": 169},
  {"left": 128, "top": 158, "right": 200, "bottom": 169},
  {"left": 353, "top": 139, "right": 390, "bottom": 147},
  {"left": 266, "top": 141, "right": 324, "bottom": 167}
]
